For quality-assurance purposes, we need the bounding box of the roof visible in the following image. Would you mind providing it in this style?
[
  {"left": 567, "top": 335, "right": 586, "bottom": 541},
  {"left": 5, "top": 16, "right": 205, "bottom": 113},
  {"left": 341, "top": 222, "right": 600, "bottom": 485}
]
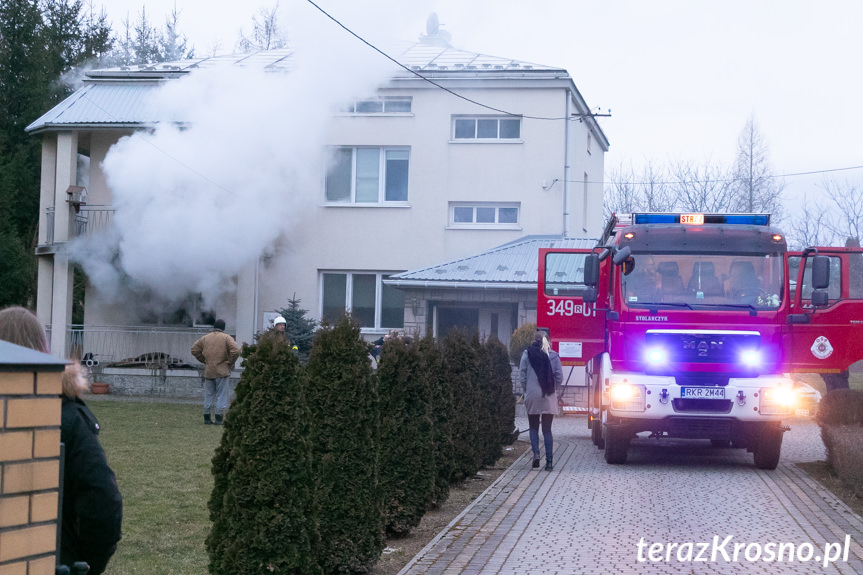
[
  {"left": 0, "top": 340, "right": 69, "bottom": 371},
  {"left": 26, "top": 43, "right": 608, "bottom": 148},
  {"left": 385, "top": 236, "right": 597, "bottom": 290}
]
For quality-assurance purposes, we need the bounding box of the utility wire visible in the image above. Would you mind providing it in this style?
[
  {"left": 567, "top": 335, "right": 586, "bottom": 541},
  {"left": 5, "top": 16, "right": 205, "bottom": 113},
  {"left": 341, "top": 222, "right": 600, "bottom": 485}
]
[
  {"left": 303, "top": 0, "right": 609, "bottom": 122},
  {"left": 572, "top": 164, "right": 863, "bottom": 187}
]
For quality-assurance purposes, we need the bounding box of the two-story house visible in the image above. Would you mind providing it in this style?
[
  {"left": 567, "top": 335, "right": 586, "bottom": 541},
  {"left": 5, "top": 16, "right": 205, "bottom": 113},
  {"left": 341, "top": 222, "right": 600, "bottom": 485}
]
[{"left": 26, "top": 34, "right": 607, "bottom": 392}]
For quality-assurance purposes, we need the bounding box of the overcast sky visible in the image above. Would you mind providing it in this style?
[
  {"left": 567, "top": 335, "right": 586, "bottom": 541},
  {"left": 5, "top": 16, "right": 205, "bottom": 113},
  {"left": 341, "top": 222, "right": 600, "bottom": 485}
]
[{"left": 96, "top": 0, "right": 863, "bottom": 218}]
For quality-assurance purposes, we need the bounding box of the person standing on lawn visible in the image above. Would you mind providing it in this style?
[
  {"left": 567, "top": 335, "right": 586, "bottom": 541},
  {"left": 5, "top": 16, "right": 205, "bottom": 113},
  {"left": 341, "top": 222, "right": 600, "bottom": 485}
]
[
  {"left": 191, "top": 319, "right": 240, "bottom": 425},
  {"left": 519, "top": 329, "right": 563, "bottom": 470},
  {"left": 0, "top": 306, "right": 123, "bottom": 574}
]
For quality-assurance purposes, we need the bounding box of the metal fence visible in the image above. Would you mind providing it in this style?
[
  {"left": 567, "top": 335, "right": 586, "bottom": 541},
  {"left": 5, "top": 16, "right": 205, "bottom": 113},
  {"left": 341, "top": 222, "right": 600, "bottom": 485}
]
[
  {"left": 42, "top": 205, "right": 115, "bottom": 245},
  {"left": 67, "top": 325, "right": 212, "bottom": 369}
]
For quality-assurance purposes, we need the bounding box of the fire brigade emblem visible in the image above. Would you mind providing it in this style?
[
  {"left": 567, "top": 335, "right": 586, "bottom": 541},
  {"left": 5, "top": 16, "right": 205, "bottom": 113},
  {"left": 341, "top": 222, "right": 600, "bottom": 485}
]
[{"left": 811, "top": 336, "right": 834, "bottom": 360}]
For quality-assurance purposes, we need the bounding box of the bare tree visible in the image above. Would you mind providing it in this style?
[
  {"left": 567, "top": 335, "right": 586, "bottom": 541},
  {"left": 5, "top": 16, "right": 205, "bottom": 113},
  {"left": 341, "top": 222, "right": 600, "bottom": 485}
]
[
  {"left": 237, "top": 2, "right": 287, "bottom": 53},
  {"left": 668, "top": 158, "right": 734, "bottom": 213},
  {"left": 787, "top": 193, "right": 836, "bottom": 249},
  {"left": 732, "top": 115, "right": 784, "bottom": 220},
  {"left": 823, "top": 177, "right": 863, "bottom": 244},
  {"left": 603, "top": 161, "right": 679, "bottom": 221}
]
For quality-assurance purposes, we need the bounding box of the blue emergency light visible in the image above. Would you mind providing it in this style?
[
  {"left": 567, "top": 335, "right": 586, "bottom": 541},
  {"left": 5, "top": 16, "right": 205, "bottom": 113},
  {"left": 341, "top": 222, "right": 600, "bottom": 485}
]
[{"left": 632, "top": 213, "right": 770, "bottom": 226}]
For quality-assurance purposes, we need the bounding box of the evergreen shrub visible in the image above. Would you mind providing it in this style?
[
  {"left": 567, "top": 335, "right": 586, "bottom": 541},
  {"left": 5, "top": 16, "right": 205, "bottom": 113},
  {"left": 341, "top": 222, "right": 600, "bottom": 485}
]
[
  {"left": 441, "top": 329, "right": 481, "bottom": 481},
  {"left": 306, "top": 315, "right": 383, "bottom": 574},
  {"left": 377, "top": 337, "right": 435, "bottom": 535},
  {"left": 207, "top": 338, "right": 320, "bottom": 575},
  {"left": 509, "top": 322, "right": 536, "bottom": 365},
  {"left": 416, "top": 335, "right": 452, "bottom": 506}
]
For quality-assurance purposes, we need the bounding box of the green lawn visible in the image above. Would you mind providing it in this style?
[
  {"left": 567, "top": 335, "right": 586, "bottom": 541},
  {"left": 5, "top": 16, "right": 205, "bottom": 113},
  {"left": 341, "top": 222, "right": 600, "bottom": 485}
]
[{"left": 88, "top": 401, "right": 222, "bottom": 575}]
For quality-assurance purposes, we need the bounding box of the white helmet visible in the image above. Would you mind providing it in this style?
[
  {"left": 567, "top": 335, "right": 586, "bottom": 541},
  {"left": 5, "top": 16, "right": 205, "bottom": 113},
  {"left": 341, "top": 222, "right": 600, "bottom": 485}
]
[{"left": 273, "top": 316, "right": 286, "bottom": 326}]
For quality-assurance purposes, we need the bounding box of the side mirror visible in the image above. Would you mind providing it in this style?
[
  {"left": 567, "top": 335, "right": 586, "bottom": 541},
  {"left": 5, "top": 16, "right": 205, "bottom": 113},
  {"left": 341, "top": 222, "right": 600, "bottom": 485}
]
[
  {"left": 812, "top": 255, "right": 830, "bottom": 289},
  {"left": 582, "top": 286, "right": 598, "bottom": 304},
  {"left": 811, "top": 290, "right": 829, "bottom": 307},
  {"left": 583, "top": 254, "right": 600, "bottom": 287},
  {"left": 612, "top": 245, "right": 632, "bottom": 266}
]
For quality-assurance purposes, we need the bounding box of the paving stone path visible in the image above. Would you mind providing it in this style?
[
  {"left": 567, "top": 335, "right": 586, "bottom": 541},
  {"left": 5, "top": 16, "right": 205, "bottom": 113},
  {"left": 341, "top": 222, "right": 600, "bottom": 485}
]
[{"left": 400, "top": 416, "right": 863, "bottom": 575}]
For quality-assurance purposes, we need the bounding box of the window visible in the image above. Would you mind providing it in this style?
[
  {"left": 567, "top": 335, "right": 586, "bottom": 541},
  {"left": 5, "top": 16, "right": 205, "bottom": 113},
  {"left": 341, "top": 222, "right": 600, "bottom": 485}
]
[
  {"left": 583, "top": 173, "right": 589, "bottom": 232},
  {"left": 452, "top": 116, "right": 521, "bottom": 140},
  {"left": 139, "top": 293, "right": 215, "bottom": 326},
  {"left": 321, "top": 272, "right": 405, "bottom": 330},
  {"left": 587, "top": 132, "right": 592, "bottom": 154},
  {"left": 342, "top": 97, "right": 412, "bottom": 114},
  {"left": 789, "top": 256, "right": 842, "bottom": 301},
  {"left": 449, "top": 202, "right": 520, "bottom": 228},
  {"left": 326, "top": 147, "right": 409, "bottom": 203}
]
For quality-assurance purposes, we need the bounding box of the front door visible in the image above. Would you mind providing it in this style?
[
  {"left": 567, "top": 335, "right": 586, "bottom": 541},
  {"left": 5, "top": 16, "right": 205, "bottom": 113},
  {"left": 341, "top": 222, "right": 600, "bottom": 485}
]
[
  {"left": 786, "top": 248, "right": 863, "bottom": 373},
  {"left": 538, "top": 248, "right": 608, "bottom": 366}
]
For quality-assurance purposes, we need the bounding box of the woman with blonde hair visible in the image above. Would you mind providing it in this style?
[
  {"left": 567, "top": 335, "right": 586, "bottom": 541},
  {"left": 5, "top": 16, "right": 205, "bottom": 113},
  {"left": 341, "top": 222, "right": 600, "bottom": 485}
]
[
  {"left": 519, "top": 330, "right": 564, "bottom": 470},
  {"left": 0, "top": 306, "right": 122, "bottom": 574}
]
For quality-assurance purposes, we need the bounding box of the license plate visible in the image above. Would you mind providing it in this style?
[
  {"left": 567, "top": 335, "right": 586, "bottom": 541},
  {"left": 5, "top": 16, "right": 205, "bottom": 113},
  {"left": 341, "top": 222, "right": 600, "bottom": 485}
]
[{"left": 681, "top": 387, "right": 725, "bottom": 399}]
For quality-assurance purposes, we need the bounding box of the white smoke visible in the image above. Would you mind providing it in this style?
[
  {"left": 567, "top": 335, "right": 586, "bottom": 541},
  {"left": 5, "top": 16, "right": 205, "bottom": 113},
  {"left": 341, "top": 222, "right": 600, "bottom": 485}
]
[{"left": 73, "top": 0, "right": 434, "bottom": 315}]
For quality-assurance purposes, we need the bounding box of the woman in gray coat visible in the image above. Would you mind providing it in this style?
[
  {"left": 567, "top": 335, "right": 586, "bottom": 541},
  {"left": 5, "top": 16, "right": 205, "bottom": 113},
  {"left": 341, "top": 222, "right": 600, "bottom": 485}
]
[{"left": 519, "top": 330, "right": 564, "bottom": 470}]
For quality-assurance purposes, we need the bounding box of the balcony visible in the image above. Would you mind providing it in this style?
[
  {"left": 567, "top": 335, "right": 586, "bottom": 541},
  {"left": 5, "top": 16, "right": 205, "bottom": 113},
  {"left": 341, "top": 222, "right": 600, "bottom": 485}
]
[{"left": 39, "top": 205, "right": 115, "bottom": 252}]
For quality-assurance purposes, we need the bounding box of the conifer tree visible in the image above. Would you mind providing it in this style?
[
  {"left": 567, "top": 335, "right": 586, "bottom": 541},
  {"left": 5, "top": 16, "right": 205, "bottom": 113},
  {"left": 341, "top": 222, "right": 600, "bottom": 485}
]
[
  {"left": 441, "top": 329, "right": 481, "bottom": 481},
  {"left": 416, "top": 334, "right": 452, "bottom": 506},
  {"left": 306, "top": 315, "right": 383, "bottom": 574},
  {"left": 278, "top": 295, "right": 317, "bottom": 363},
  {"left": 377, "top": 336, "right": 435, "bottom": 535},
  {"left": 207, "top": 338, "right": 320, "bottom": 575}
]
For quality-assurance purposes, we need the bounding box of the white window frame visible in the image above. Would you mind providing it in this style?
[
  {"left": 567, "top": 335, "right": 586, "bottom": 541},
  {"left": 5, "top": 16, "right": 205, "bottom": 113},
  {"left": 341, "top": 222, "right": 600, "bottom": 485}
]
[
  {"left": 450, "top": 115, "right": 523, "bottom": 142},
  {"left": 340, "top": 97, "right": 412, "bottom": 115},
  {"left": 324, "top": 146, "right": 410, "bottom": 205},
  {"left": 447, "top": 202, "right": 521, "bottom": 230},
  {"left": 320, "top": 271, "right": 405, "bottom": 332}
]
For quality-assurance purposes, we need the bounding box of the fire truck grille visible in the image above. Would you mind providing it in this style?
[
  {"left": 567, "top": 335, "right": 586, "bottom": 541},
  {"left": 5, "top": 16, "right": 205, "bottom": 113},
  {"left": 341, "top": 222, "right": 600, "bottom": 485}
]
[
  {"left": 666, "top": 417, "right": 733, "bottom": 439},
  {"left": 645, "top": 331, "right": 761, "bottom": 363},
  {"left": 672, "top": 399, "right": 733, "bottom": 413}
]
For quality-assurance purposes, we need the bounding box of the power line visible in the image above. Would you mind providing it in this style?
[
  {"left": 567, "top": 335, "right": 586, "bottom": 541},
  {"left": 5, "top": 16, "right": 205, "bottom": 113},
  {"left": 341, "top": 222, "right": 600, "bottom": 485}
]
[
  {"left": 573, "top": 164, "right": 863, "bottom": 187},
  {"left": 302, "top": 0, "right": 610, "bottom": 122}
]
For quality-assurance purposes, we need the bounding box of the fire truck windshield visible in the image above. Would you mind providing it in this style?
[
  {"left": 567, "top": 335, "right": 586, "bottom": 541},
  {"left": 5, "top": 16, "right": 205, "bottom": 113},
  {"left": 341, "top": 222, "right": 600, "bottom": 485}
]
[{"left": 622, "top": 253, "right": 783, "bottom": 309}]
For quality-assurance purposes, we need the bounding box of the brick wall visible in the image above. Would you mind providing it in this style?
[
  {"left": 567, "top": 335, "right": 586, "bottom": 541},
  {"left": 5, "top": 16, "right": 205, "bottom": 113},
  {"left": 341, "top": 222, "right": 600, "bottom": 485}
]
[{"left": 0, "top": 363, "right": 63, "bottom": 575}]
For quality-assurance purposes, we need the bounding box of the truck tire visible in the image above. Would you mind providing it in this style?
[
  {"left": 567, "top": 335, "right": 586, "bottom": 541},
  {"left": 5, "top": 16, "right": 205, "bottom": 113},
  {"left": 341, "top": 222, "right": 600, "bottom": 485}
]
[
  {"left": 604, "top": 424, "right": 629, "bottom": 464},
  {"left": 753, "top": 426, "right": 783, "bottom": 470}
]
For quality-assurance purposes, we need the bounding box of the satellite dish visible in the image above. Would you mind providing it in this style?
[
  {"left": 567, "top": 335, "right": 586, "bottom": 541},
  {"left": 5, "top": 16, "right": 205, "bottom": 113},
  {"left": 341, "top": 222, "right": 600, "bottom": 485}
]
[{"left": 426, "top": 13, "right": 439, "bottom": 37}]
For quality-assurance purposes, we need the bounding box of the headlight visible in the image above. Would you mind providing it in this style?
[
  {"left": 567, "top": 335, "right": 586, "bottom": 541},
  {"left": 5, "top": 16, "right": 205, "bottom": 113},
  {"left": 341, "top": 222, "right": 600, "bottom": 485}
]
[
  {"left": 740, "top": 350, "right": 762, "bottom": 368},
  {"left": 610, "top": 383, "right": 646, "bottom": 412},
  {"left": 759, "top": 386, "right": 796, "bottom": 415},
  {"left": 645, "top": 347, "right": 666, "bottom": 366}
]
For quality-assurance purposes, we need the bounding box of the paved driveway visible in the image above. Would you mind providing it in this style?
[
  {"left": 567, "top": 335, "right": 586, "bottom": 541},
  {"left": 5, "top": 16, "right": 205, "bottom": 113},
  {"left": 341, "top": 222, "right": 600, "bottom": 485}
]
[{"left": 400, "top": 416, "right": 863, "bottom": 574}]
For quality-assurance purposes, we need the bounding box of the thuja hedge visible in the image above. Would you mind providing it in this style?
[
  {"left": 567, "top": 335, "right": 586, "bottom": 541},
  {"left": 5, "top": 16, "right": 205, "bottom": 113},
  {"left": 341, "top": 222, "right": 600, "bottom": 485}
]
[
  {"left": 207, "top": 337, "right": 321, "bottom": 575},
  {"left": 208, "top": 317, "right": 516, "bottom": 574}
]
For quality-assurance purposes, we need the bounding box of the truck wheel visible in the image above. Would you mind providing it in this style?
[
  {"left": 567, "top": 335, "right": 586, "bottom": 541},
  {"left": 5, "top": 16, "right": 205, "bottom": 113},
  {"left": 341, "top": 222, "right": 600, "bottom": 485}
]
[
  {"left": 753, "top": 426, "right": 783, "bottom": 470},
  {"left": 604, "top": 425, "right": 629, "bottom": 464}
]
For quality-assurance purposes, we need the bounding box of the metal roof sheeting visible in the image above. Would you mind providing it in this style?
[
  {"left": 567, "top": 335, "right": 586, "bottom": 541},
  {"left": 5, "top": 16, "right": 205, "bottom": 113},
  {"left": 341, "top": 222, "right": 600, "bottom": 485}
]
[
  {"left": 385, "top": 236, "right": 596, "bottom": 290},
  {"left": 25, "top": 43, "right": 564, "bottom": 133}
]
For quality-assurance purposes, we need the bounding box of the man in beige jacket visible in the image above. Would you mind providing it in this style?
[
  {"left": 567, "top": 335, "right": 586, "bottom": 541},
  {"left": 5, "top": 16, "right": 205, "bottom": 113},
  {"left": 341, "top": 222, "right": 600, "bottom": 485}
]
[{"left": 191, "top": 319, "right": 240, "bottom": 425}]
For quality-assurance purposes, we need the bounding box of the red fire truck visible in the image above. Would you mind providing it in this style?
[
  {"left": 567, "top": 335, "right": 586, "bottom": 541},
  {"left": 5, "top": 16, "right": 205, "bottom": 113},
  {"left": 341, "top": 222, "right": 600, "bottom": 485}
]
[{"left": 538, "top": 213, "right": 863, "bottom": 469}]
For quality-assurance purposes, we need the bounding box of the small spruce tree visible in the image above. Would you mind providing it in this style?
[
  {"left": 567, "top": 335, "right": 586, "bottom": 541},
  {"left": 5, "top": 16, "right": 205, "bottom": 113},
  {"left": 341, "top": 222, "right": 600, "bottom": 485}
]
[
  {"left": 306, "top": 315, "right": 383, "bottom": 574},
  {"left": 278, "top": 295, "right": 318, "bottom": 363},
  {"left": 207, "top": 338, "right": 320, "bottom": 575}
]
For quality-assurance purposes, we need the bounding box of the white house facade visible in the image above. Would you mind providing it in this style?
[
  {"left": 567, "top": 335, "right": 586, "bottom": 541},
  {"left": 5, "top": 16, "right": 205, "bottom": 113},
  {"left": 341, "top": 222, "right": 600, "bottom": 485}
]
[{"left": 27, "top": 37, "right": 608, "bottom": 389}]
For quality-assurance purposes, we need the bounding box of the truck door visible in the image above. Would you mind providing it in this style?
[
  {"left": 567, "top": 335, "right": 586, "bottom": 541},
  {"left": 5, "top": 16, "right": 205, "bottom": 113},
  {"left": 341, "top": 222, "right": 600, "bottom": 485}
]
[
  {"left": 538, "top": 248, "right": 608, "bottom": 366},
  {"left": 786, "top": 248, "right": 863, "bottom": 373}
]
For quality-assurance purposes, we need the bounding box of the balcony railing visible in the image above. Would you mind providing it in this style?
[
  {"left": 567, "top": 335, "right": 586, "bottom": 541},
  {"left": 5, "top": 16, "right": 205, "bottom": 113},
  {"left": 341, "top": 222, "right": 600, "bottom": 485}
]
[
  {"left": 67, "top": 325, "right": 215, "bottom": 369},
  {"left": 41, "top": 205, "right": 115, "bottom": 245}
]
